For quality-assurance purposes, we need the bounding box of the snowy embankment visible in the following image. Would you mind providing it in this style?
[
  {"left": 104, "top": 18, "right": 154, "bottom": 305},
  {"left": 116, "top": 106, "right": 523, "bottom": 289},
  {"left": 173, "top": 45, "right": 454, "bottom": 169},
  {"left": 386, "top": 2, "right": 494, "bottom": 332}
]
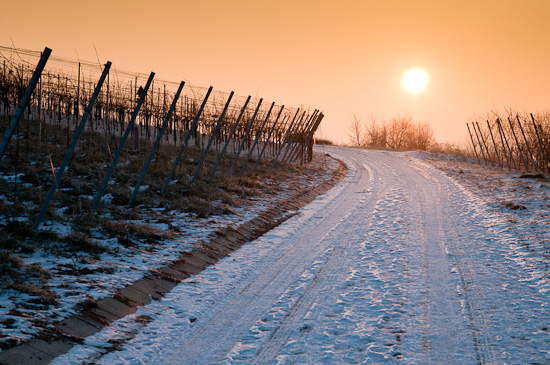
[
  {"left": 51, "top": 146, "right": 550, "bottom": 364},
  {"left": 0, "top": 152, "right": 342, "bottom": 355}
]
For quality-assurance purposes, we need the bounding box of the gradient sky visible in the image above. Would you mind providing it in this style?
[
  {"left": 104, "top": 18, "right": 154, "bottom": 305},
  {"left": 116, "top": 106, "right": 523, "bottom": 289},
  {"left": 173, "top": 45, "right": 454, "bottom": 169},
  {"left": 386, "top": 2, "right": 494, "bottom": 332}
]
[{"left": 2, "top": 0, "right": 549, "bottom": 145}]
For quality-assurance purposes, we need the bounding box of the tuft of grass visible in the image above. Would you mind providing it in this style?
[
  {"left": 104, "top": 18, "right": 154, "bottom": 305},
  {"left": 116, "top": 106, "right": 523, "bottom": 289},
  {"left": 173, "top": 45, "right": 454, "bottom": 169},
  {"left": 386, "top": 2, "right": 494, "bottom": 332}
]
[{"left": 62, "top": 232, "right": 106, "bottom": 254}]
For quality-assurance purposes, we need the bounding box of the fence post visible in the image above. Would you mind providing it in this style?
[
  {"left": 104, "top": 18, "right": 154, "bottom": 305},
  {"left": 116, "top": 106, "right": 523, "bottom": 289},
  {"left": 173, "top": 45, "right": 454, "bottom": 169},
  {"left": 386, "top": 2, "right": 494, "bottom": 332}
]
[
  {"left": 271, "top": 115, "right": 290, "bottom": 159},
  {"left": 271, "top": 108, "right": 300, "bottom": 165},
  {"left": 210, "top": 96, "right": 251, "bottom": 177},
  {"left": 34, "top": 61, "right": 112, "bottom": 228},
  {"left": 305, "top": 112, "right": 324, "bottom": 163},
  {"left": 508, "top": 117, "right": 529, "bottom": 172},
  {"left": 495, "top": 118, "right": 512, "bottom": 171},
  {"left": 230, "top": 99, "right": 263, "bottom": 174},
  {"left": 252, "top": 105, "right": 284, "bottom": 173},
  {"left": 129, "top": 81, "right": 184, "bottom": 204},
  {"left": 295, "top": 111, "right": 323, "bottom": 164},
  {"left": 240, "top": 102, "right": 275, "bottom": 175},
  {"left": 93, "top": 72, "right": 155, "bottom": 209},
  {"left": 497, "top": 119, "right": 516, "bottom": 170},
  {"left": 530, "top": 113, "right": 549, "bottom": 174},
  {"left": 286, "top": 110, "right": 318, "bottom": 163},
  {"left": 471, "top": 122, "right": 487, "bottom": 165},
  {"left": 291, "top": 112, "right": 318, "bottom": 164},
  {"left": 466, "top": 123, "right": 481, "bottom": 165},
  {"left": 161, "top": 86, "right": 212, "bottom": 194},
  {"left": 475, "top": 121, "right": 494, "bottom": 166},
  {"left": 516, "top": 115, "right": 537, "bottom": 172},
  {"left": 191, "top": 91, "right": 234, "bottom": 183},
  {"left": 486, "top": 120, "right": 502, "bottom": 168},
  {"left": 0, "top": 47, "right": 51, "bottom": 161},
  {"left": 281, "top": 110, "right": 308, "bottom": 163}
]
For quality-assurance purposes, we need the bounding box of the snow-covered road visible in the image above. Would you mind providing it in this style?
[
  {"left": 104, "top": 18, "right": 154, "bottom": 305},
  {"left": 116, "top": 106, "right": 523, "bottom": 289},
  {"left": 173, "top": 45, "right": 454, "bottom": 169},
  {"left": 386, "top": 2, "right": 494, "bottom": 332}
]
[{"left": 54, "top": 146, "right": 550, "bottom": 364}]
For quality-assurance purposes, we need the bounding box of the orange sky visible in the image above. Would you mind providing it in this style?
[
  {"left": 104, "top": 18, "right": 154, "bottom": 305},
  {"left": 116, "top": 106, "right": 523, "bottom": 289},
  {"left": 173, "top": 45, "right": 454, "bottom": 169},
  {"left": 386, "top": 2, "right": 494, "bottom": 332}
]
[{"left": 2, "top": 0, "right": 549, "bottom": 145}]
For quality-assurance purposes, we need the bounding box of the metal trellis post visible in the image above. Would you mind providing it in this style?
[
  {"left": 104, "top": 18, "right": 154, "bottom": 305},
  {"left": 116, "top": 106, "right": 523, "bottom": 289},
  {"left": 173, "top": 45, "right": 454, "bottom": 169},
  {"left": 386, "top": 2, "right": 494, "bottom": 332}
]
[
  {"left": 191, "top": 91, "right": 234, "bottom": 183},
  {"left": 230, "top": 99, "right": 263, "bottom": 174},
  {"left": 129, "top": 81, "right": 185, "bottom": 204},
  {"left": 210, "top": 96, "right": 251, "bottom": 177},
  {"left": 161, "top": 86, "right": 213, "bottom": 194},
  {"left": 240, "top": 102, "right": 275, "bottom": 175},
  {"left": 252, "top": 105, "right": 284, "bottom": 173},
  {"left": 34, "top": 61, "right": 112, "bottom": 228},
  {"left": 0, "top": 47, "right": 51, "bottom": 160},
  {"left": 92, "top": 72, "right": 155, "bottom": 209}
]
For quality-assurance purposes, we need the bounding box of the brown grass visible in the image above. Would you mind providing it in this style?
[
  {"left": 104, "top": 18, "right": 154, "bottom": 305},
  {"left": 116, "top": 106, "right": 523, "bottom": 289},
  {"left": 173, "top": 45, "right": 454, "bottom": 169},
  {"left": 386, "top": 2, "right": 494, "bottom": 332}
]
[{"left": 0, "top": 114, "right": 324, "bottom": 302}]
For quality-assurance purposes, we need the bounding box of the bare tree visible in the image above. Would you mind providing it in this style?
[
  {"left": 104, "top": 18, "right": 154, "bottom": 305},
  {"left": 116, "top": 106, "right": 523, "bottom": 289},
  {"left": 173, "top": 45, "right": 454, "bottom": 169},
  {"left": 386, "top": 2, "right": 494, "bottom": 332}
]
[
  {"left": 365, "top": 113, "right": 387, "bottom": 148},
  {"left": 347, "top": 111, "right": 435, "bottom": 151},
  {"left": 346, "top": 114, "right": 364, "bottom": 147},
  {"left": 406, "top": 121, "right": 435, "bottom": 150},
  {"left": 387, "top": 114, "right": 412, "bottom": 150}
]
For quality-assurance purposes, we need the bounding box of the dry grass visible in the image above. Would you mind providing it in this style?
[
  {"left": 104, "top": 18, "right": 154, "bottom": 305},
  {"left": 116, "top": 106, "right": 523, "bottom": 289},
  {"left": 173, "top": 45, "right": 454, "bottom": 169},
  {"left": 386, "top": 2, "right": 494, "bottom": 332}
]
[{"left": 0, "top": 115, "right": 322, "bottom": 299}]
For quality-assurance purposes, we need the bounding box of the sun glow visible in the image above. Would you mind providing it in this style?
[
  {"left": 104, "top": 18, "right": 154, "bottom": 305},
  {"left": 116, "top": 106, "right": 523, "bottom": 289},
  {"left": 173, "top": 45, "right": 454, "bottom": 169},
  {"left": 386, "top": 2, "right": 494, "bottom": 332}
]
[{"left": 402, "top": 68, "right": 429, "bottom": 94}]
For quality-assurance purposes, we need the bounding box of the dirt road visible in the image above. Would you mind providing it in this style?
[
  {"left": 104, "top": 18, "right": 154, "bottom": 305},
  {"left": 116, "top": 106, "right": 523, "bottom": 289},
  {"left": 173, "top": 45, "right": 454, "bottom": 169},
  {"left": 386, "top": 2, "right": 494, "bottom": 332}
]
[{"left": 55, "top": 147, "right": 550, "bottom": 364}]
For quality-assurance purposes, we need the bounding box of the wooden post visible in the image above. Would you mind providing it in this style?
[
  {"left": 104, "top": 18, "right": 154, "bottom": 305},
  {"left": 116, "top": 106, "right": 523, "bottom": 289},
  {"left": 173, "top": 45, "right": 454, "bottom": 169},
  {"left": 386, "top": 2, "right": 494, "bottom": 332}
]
[
  {"left": 296, "top": 111, "right": 324, "bottom": 164},
  {"left": 287, "top": 110, "right": 319, "bottom": 163},
  {"left": 486, "top": 120, "right": 501, "bottom": 168},
  {"left": 494, "top": 119, "right": 510, "bottom": 170},
  {"left": 466, "top": 123, "right": 481, "bottom": 164},
  {"left": 305, "top": 112, "right": 324, "bottom": 162},
  {"left": 497, "top": 119, "right": 517, "bottom": 170},
  {"left": 516, "top": 115, "right": 537, "bottom": 172},
  {"left": 272, "top": 108, "right": 300, "bottom": 165},
  {"left": 530, "top": 113, "right": 549, "bottom": 174},
  {"left": 280, "top": 110, "right": 308, "bottom": 164},
  {"left": 508, "top": 117, "right": 529, "bottom": 172},
  {"left": 475, "top": 122, "right": 493, "bottom": 166},
  {"left": 470, "top": 122, "right": 487, "bottom": 165}
]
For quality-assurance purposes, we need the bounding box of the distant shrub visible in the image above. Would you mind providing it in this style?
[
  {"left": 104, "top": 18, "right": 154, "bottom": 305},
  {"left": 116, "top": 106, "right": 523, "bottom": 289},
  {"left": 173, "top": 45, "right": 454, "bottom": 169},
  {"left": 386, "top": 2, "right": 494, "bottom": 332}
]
[{"left": 315, "top": 138, "right": 333, "bottom": 145}]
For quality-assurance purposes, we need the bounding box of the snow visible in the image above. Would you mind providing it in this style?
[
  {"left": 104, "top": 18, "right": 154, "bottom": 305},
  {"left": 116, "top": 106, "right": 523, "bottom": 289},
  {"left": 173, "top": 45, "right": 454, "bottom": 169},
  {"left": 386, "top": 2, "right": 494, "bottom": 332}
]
[
  {"left": 50, "top": 146, "right": 550, "bottom": 364},
  {"left": 0, "top": 152, "right": 334, "bottom": 350}
]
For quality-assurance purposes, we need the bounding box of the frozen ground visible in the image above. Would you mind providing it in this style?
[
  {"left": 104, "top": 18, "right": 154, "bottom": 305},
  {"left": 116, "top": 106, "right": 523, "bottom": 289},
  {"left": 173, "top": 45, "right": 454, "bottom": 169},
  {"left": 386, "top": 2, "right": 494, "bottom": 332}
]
[
  {"left": 0, "top": 152, "right": 338, "bottom": 351},
  {"left": 49, "top": 146, "right": 550, "bottom": 364}
]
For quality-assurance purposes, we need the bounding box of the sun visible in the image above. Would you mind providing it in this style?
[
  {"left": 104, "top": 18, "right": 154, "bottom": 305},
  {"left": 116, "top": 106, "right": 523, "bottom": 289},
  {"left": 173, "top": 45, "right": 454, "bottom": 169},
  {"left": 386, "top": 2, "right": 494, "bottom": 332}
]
[{"left": 402, "top": 68, "right": 429, "bottom": 94}]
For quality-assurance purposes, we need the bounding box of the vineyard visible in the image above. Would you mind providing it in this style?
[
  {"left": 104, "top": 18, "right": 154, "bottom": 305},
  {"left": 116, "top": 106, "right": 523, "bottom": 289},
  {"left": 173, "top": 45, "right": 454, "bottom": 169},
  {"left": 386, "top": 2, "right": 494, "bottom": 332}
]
[
  {"left": 466, "top": 110, "right": 550, "bottom": 174},
  {"left": 0, "top": 46, "right": 323, "bottom": 228}
]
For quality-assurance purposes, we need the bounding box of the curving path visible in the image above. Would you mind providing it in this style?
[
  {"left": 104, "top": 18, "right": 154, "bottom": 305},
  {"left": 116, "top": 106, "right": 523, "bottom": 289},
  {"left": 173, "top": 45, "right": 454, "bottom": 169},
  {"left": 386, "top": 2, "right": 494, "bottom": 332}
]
[{"left": 58, "top": 146, "right": 550, "bottom": 364}]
